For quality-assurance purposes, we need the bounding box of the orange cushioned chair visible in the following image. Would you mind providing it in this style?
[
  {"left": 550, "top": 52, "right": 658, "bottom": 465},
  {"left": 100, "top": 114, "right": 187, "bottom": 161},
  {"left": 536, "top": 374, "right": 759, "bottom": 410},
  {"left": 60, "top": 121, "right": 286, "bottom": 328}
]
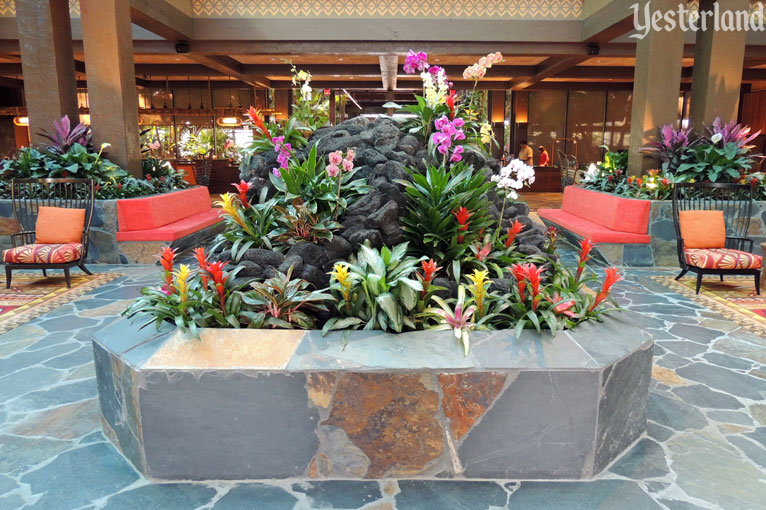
[
  {"left": 3, "top": 179, "right": 94, "bottom": 288},
  {"left": 672, "top": 182, "right": 762, "bottom": 294}
]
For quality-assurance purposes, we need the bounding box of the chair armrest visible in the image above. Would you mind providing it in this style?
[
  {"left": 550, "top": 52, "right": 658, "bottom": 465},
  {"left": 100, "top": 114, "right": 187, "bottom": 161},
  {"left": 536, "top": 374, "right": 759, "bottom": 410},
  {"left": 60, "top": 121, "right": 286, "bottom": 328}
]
[
  {"left": 726, "top": 236, "right": 754, "bottom": 253},
  {"left": 10, "top": 231, "right": 35, "bottom": 247}
]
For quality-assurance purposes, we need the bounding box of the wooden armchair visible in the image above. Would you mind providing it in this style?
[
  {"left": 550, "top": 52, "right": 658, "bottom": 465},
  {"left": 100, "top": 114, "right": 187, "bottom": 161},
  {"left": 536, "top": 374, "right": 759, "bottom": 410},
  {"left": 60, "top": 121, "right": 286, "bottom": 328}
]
[
  {"left": 672, "top": 182, "right": 762, "bottom": 294},
  {"left": 3, "top": 179, "right": 95, "bottom": 288}
]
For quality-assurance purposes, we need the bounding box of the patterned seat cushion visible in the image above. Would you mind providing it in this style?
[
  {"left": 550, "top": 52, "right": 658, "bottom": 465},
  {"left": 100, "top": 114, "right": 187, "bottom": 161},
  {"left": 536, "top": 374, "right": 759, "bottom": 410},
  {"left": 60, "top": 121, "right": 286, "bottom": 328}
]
[
  {"left": 684, "top": 248, "right": 763, "bottom": 270},
  {"left": 3, "top": 244, "right": 83, "bottom": 265}
]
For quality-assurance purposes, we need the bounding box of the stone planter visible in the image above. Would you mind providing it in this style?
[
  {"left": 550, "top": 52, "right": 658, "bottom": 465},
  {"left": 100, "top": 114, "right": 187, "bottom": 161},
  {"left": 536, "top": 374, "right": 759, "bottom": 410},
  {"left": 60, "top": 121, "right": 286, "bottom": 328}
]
[{"left": 92, "top": 314, "right": 653, "bottom": 481}]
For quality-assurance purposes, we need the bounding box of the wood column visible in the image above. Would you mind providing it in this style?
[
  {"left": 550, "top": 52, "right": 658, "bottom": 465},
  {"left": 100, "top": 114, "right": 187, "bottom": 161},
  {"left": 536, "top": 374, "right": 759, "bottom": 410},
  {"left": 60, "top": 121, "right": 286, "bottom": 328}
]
[
  {"left": 689, "top": 0, "right": 748, "bottom": 130},
  {"left": 80, "top": 0, "right": 141, "bottom": 176},
  {"left": 15, "top": 0, "right": 79, "bottom": 145},
  {"left": 329, "top": 91, "right": 336, "bottom": 125},
  {"left": 627, "top": 0, "right": 685, "bottom": 176}
]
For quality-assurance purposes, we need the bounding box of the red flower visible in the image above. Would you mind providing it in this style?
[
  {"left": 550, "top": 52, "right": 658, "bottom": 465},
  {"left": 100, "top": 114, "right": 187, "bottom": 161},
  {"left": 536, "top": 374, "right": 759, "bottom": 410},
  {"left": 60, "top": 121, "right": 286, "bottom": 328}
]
[
  {"left": 636, "top": 177, "right": 643, "bottom": 187},
  {"left": 547, "top": 292, "right": 579, "bottom": 319},
  {"left": 158, "top": 247, "right": 177, "bottom": 291},
  {"left": 419, "top": 259, "right": 442, "bottom": 298},
  {"left": 246, "top": 106, "right": 271, "bottom": 139},
  {"left": 523, "top": 263, "right": 546, "bottom": 311},
  {"left": 752, "top": 177, "right": 759, "bottom": 187},
  {"left": 627, "top": 176, "right": 635, "bottom": 185},
  {"left": 576, "top": 239, "right": 595, "bottom": 282},
  {"left": 446, "top": 90, "right": 457, "bottom": 119},
  {"left": 589, "top": 267, "right": 622, "bottom": 311},
  {"left": 510, "top": 263, "right": 527, "bottom": 299},
  {"left": 453, "top": 206, "right": 473, "bottom": 243},
  {"left": 607, "top": 175, "right": 614, "bottom": 183},
  {"left": 505, "top": 219, "right": 525, "bottom": 249},
  {"left": 475, "top": 242, "right": 491, "bottom": 262},
  {"left": 145, "top": 174, "right": 152, "bottom": 181},
  {"left": 192, "top": 247, "right": 209, "bottom": 290},
  {"left": 661, "top": 177, "right": 670, "bottom": 186},
  {"left": 233, "top": 179, "right": 251, "bottom": 208},
  {"left": 95, "top": 184, "right": 101, "bottom": 191},
  {"left": 117, "top": 182, "right": 123, "bottom": 190},
  {"left": 205, "top": 260, "right": 230, "bottom": 311}
]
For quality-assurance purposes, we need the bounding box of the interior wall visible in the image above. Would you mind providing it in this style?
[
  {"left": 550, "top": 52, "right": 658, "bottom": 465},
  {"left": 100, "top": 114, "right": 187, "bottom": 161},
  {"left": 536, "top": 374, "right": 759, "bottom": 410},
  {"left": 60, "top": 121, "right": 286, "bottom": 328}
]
[{"left": 566, "top": 90, "right": 606, "bottom": 164}]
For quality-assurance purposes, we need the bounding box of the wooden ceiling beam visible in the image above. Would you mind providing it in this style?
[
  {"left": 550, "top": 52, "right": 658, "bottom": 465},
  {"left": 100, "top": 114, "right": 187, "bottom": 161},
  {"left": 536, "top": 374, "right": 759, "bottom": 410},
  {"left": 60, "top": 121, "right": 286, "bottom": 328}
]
[{"left": 508, "top": 56, "right": 590, "bottom": 91}]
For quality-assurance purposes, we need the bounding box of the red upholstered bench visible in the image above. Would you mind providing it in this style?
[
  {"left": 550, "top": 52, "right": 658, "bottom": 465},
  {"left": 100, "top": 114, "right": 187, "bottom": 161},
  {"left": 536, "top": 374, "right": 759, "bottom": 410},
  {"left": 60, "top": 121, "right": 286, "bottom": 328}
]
[
  {"left": 116, "top": 187, "right": 221, "bottom": 242},
  {"left": 538, "top": 187, "right": 651, "bottom": 244}
]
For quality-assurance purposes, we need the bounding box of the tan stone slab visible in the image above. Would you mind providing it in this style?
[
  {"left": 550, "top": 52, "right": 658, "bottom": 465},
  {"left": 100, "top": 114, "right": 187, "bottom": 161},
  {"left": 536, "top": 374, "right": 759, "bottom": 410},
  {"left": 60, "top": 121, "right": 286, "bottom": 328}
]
[
  {"left": 143, "top": 329, "right": 306, "bottom": 370},
  {"left": 79, "top": 300, "right": 133, "bottom": 318},
  {"left": 652, "top": 366, "right": 687, "bottom": 386},
  {"left": 10, "top": 399, "right": 100, "bottom": 440}
]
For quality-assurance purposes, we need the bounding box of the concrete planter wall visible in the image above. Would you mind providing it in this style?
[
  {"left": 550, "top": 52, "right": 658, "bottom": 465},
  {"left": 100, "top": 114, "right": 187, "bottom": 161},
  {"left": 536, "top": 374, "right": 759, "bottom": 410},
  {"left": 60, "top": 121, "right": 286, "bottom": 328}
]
[{"left": 92, "top": 313, "right": 653, "bottom": 481}]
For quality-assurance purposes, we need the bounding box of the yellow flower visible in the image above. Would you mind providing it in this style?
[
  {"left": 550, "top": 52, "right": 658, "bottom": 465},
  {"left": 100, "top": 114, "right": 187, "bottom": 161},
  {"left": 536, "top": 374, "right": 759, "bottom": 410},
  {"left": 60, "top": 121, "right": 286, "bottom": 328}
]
[
  {"left": 480, "top": 123, "right": 493, "bottom": 145},
  {"left": 175, "top": 264, "right": 191, "bottom": 302},
  {"left": 331, "top": 263, "right": 353, "bottom": 301},
  {"left": 466, "top": 269, "right": 490, "bottom": 315},
  {"left": 466, "top": 269, "right": 489, "bottom": 288},
  {"left": 216, "top": 193, "right": 253, "bottom": 234}
]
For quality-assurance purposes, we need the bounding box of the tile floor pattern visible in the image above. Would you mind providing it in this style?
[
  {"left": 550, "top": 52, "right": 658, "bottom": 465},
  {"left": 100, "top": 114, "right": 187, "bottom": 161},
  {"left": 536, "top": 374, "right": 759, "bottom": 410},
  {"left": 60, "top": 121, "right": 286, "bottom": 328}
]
[{"left": 0, "top": 265, "right": 764, "bottom": 509}]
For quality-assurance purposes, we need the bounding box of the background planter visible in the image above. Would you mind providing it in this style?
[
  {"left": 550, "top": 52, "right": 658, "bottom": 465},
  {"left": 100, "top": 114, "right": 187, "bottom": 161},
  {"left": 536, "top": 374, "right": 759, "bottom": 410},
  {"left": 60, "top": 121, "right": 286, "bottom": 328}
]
[{"left": 93, "top": 314, "right": 653, "bottom": 481}]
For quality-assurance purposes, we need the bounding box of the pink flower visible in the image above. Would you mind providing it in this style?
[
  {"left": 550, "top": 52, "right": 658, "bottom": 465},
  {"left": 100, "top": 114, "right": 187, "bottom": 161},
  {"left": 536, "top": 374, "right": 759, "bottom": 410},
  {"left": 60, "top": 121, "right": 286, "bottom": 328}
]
[
  {"left": 345, "top": 149, "right": 355, "bottom": 162},
  {"left": 326, "top": 164, "right": 340, "bottom": 177},
  {"left": 272, "top": 168, "right": 281, "bottom": 178},
  {"left": 437, "top": 144, "right": 450, "bottom": 155},
  {"left": 328, "top": 151, "right": 343, "bottom": 166},
  {"left": 452, "top": 118, "right": 465, "bottom": 129},
  {"left": 479, "top": 57, "right": 488, "bottom": 68},
  {"left": 450, "top": 145, "right": 464, "bottom": 162},
  {"left": 342, "top": 159, "right": 354, "bottom": 172},
  {"left": 404, "top": 50, "right": 429, "bottom": 74},
  {"left": 434, "top": 116, "right": 449, "bottom": 131}
]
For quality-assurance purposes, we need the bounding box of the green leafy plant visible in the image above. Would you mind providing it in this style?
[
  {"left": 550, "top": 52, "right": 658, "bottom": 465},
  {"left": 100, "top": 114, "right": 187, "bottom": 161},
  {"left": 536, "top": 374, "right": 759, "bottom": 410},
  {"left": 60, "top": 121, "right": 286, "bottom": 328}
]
[
  {"left": 273, "top": 198, "right": 341, "bottom": 244},
  {"left": 141, "top": 157, "right": 189, "bottom": 192},
  {"left": 324, "top": 243, "right": 425, "bottom": 333}
]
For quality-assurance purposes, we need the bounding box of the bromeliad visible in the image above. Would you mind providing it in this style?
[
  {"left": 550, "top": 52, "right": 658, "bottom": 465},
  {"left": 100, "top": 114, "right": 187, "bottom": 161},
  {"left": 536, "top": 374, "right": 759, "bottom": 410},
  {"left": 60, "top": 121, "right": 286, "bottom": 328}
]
[
  {"left": 589, "top": 267, "right": 623, "bottom": 312},
  {"left": 453, "top": 206, "right": 473, "bottom": 243},
  {"left": 505, "top": 219, "right": 525, "bottom": 249},
  {"left": 422, "top": 285, "right": 476, "bottom": 356}
]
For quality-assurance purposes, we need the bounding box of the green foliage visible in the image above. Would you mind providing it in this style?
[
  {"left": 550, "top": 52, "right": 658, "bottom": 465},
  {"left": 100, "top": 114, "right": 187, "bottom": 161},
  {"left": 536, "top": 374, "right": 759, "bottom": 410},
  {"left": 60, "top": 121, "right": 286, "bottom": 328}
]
[
  {"left": 210, "top": 188, "right": 281, "bottom": 261},
  {"left": 241, "top": 116, "right": 308, "bottom": 156},
  {"left": 178, "top": 128, "right": 229, "bottom": 158},
  {"left": 273, "top": 198, "right": 342, "bottom": 244},
  {"left": 324, "top": 243, "right": 425, "bottom": 334},
  {"left": 675, "top": 142, "right": 755, "bottom": 183},
  {"left": 398, "top": 162, "right": 493, "bottom": 267},
  {"left": 141, "top": 157, "right": 189, "bottom": 192}
]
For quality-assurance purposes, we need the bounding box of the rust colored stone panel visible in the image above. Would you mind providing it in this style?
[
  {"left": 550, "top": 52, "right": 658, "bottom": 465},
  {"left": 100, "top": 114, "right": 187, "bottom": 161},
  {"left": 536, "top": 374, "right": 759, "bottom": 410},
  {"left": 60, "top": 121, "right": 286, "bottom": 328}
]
[
  {"left": 439, "top": 373, "right": 506, "bottom": 440},
  {"left": 307, "top": 372, "right": 337, "bottom": 409},
  {"left": 323, "top": 373, "right": 443, "bottom": 477}
]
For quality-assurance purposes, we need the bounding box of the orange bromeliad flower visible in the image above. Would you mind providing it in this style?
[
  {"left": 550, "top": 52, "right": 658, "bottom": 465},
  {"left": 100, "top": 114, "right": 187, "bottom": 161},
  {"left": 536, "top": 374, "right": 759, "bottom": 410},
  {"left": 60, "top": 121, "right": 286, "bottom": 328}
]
[
  {"left": 192, "top": 247, "right": 210, "bottom": 290},
  {"left": 576, "top": 238, "right": 595, "bottom": 281},
  {"left": 505, "top": 219, "right": 525, "bottom": 249},
  {"left": 158, "top": 247, "right": 177, "bottom": 291},
  {"left": 589, "top": 267, "right": 623, "bottom": 312},
  {"left": 523, "top": 263, "right": 546, "bottom": 311},
  {"left": 547, "top": 292, "right": 578, "bottom": 319},
  {"left": 475, "top": 242, "right": 491, "bottom": 262},
  {"left": 453, "top": 207, "right": 473, "bottom": 243},
  {"left": 510, "top": 263, "right": 527, "bottom": 299},
  {"left": 246, "top": 106, "right": 271, "bottom": 139},
  {"left": 205, "top": 261, "right": 230, "bottom": 311},
  {"left": 419, "top": 259, "right": 442, "bottom": 298}
]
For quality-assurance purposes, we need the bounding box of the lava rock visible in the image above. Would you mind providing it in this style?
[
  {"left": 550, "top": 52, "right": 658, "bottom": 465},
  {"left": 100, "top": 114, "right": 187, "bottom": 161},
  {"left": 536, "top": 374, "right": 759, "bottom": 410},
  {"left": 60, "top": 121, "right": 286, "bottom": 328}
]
[
  {"left": 372, "top": 119, "right": 400, "bottom": 152},
  {"left": 397, "top": 134, "right": 421, "bottom": 155},
  {"left": 359, "top": 148, "right": 388, "bottom": 167},
  {"left": 286, "top": 242, "right": 326, "bottom": 266},
  {"left": 378, "top": 182, "right": 408, "bottom": 210},
  {"left": 432, "top": 277, "right": 457, "bottom": 300},
  {"left": 346, "top": 192, "right": 384, "bottom": 217},
  {"left": 300, "top": 263, "right": 329, "bottom": 289},
  {"left": 344, "top": 228, "right": 383, "bottom": 249},
  {"left": 241, "top": 248, "right": 284, "bottom": 268},
  {"left": 369, "top": 200, "right": 399, "bottom": 229},
  {"left": 324, "top": 235, "right": 354, "bottom": 261},
  {"left": 236, "top": 260, "right": 264, "bottom": 278},
  {"left": 278, "top": 255, "right": 304, "bottom": 276},
  {"left": 489, "top": 277, "right": 511, "bottom": 294}
]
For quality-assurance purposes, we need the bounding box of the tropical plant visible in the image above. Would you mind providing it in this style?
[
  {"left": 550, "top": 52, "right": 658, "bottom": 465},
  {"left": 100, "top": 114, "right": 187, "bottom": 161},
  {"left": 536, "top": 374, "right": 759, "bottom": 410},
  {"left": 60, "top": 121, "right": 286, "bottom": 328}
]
[
  {"left": 286, "top": 61, "right": 329, "bottom": 131},
  {"left": 398, "top": 162, "right": 493, "bottom": 267},
  {"left": 141, "top": 157, "right": 189, "bottom": 191},
  {"left": 241, "top": 267, "right": 333, "bottom": 329},
  {"left": 420, "top": 285, "right": 476, "bottom": 356},
  {"left": 642, "top": 124, "right": 698, "bottom": 174},
  {"left": 210, "top": 185, "right": 281, "bottom": 260},
  {"left": 38, "top": 115, "right": 91, "bottom": 154},
  {"left": 324, "top": 243, "right": 425, "bottom": 334},
  {"left": 272, "top": 198, "right": 342, "bottom": 244}
]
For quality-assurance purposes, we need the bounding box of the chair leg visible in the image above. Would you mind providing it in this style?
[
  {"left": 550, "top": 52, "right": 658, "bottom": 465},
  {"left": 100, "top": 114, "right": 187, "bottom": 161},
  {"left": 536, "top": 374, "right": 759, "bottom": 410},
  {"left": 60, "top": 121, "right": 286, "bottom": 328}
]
[
  {"left": 756, "top": 274, "right": 761, "bottom": 296},
  {"left": 720, "top": 274, "right": 724, "bottom": 281},
  {"left": 42, "top": 269, "right": 47, "bottom": 277},
  {"left": 695, "top": 273, "right": 704, "bottom": 294},
  {"left": 675, "top": 269, "right": 687, "bottom": 281},
  {"left": 63, "top": 267, "right": 71, "bottom": 288},
  {"left": 78, "top": 263, "right": 92, "bottom": 276},
  {"left": 5, "top": 266, "right": 11, "bottom": 289}
]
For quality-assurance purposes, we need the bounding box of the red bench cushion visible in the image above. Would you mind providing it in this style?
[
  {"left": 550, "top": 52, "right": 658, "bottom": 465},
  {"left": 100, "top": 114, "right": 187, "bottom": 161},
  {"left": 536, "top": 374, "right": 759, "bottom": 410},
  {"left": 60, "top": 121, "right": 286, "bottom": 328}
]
[
  {"left": 3, "top": 243, "right": 83, "bottom": 264},
  {"left": 538, "top": 209, "right": 651, "bottom": 244},
  {"left": 117, "top": 187, "right": 212, "bottom": 232},
  {"left": 561, "top": 187, "right": 650, "bottom": 235},
  {"left": 684, "top": 248, "right": 763, "bottom": 270},
  {"left": 116, "top": 209, "right": 221, "bottom": 242}
]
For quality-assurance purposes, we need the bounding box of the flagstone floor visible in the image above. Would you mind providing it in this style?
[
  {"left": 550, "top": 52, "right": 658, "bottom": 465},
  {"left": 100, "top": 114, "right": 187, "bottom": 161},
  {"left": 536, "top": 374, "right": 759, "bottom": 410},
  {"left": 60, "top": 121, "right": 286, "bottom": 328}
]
[{"left": 0, "top": 264, "right": 764, "bottom": 510}]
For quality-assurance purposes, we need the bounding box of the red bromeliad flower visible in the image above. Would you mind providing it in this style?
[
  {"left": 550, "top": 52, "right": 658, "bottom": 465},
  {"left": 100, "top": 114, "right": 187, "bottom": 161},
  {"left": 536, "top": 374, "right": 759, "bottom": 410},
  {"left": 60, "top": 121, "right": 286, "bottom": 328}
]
[
  {"left": 505, "top": 219, "right": 525, "bottom": 248},
  {"left": 192, "top": 247, "right": 210, "bottom": 290},
  {"left": 246, "top": 106, "right": 271, "bottom": 139},
  {"left": 510, "top": 263, "right": 527, "bottom": 299},
  {"left": 453, "top": 207, "right": 473, "bottom": 243},
  {"left": 752, "top": 177, "right": 759, "bottom": 187},
  {"left": 636, "top": 177, "right": 643, "bottom": 187},
  {"left": 661, "top": 177, "right": 670, "bottom": 187},
  {"left": 419, "top": 259, "right": 442, "bottom": 298},
  {"left": 547, "top": 292, "right": 578, "bottom": 319},
  {"left": 446, "top": 90, "right": 457, "bottom": 119},
  {"left": 205, "top": 261, "right": 230, "bottom": 311},
  {"left": 158, "top": 247, "right": 177, "bottom": 291},
  {"left": 524, "top": 264, "right": 546, "bottom": 311},
  {"left": 475, "top": 242, "right": 491, "bottom": 262},
  {"left": 590, "top": 267, "right": 622, "bottom": 311},
  {"left": 576, "top": 239, "right": 595, "bottom": 282},
  {"left": 233, "top": 180, "right": 251, "bottom": 208}
]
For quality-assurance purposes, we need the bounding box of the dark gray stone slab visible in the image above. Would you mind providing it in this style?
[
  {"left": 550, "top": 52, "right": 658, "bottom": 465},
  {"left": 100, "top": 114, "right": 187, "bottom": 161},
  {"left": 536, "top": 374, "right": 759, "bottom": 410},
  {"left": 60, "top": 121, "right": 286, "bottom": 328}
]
[
  {"left": 139, "top": 371, "right": 319, "bottom": 479},
  {"left": 20, "top": 443, "right": 139, "bottom": 510},
  {"left": 608, "top": 438, "right": 669, "bottom": 479},
  {"left": 567, "top": 311, "right": 653, "bottom": 366},
  {"left": 395, "top": 480, "right": 508, "bottom": 510},
  {"left": 14, "top": 378, "right": 97, "bottom": 412},
  {"left": 213, "top": 484, "right": 299, "bottom": 510},
  {"left": 102, "top": 484, "right": 217, "bottom": 510},
  {"left": 675, "top": 363, "right": 766, "bottom": 400},
  {"left": 703, "top": 352, "right": 754, "bottom": 370},
  {"left": 668, "top": 324, "right": 723, "bottom": 344},
  {"left": 508, "top": 480, "right": 661, "bottom": 509},
  {"left": 43, "top": 345, "right": 95, "bottom": 369},
  {"left": 671, "top": 384, "right": 744, "bottom": 410},
  {"left": 0, "top": 366, "right": 62, "bottom": 402},
  {"left": 459, "top": 370, "right": 599, "bottom": 479},
  {"left": 727, "top": 436, "right": 766, "bottom": 469},
  {"left": 657, "top": 341, "right": 707, "bottom": 357},
  {"left": 706, "top": 410, "right": 753, "bottom": 426},
  {"left": 648, "top": 394, "right": 708, "bottom": 431},
  {"left": 292, "top": 481, "right": 382, "bottom": 509},
  {"left": 647, "top": 422, "right": 675, "bottom": 442},
  {"left": 36, "top": 315, "right": 100, "bottom": 333},
  {"left": 594, "top": 342, "right": 653, "bottom": 472},
  {"left": 0, "top": 435, "right": 71, "bottom": 475}
]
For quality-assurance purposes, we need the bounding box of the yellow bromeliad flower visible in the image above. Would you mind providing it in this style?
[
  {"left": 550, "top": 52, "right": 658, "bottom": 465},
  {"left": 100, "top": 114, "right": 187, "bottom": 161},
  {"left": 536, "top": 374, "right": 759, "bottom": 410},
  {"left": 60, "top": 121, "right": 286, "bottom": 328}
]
[
  {"left": 480, "top": 123, "right": 494, "bottom": 145},
  {"left": 174, "top": 264, "right": 191, "bottom": 302},
  {"left": 216, "top": 193, "right": 254, "bottom": 235},
  {"left": 330, "top": 263, "right": 353, "bottom": 301},
  {"left": 466, "top": 269, "right": 490, "bottom": 315}
]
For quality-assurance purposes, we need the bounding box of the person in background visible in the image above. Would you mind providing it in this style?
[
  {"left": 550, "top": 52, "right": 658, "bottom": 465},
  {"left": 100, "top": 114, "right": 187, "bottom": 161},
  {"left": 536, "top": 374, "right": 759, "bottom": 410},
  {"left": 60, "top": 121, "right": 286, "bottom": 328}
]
[
  {"left": 538, "top": 145, "right": 550, "bottom": 166},
  {"left": 518, "top": 141, "right": 533, "bottom": 167}
]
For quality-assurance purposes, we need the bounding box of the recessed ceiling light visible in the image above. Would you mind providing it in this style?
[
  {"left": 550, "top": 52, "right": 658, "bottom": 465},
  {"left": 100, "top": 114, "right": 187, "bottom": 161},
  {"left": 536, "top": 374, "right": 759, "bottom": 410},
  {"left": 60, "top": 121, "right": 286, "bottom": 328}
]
[{"left": 339, "top": 57, "right": 344, "bottom": 61}]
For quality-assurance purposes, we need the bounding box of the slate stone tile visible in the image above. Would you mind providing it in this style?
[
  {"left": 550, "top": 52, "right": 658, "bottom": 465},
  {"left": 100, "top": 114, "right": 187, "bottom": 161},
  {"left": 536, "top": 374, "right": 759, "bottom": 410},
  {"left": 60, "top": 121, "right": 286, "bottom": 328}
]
[
  {"left": 507, "top": 480, "right": 661, "bottom": 509},
  {"left": 648, "top": 394, "right": 707, "bottom": 431},
  {"left": 21, "top": 443, "right": 139, "bottom": 510},
  {"left": 395, "top": 480, "right": 508, "bottom": 510},
  {"left": 27, "top": 332, "right": 75, "bottom": 351},
  {"left": 0, "top": 493, "right": 25, "bottom": 510},
  {"left": 15, "top": 378, "right": 97, "bottom": 412},
  {"left": 292, "top": 481, "right": 382, "bottom": 509},
  {"left": 0, "top": 434, "right": 71, "bottom": 475},
  {"left": 78, "top": 431, "right": 106, "bottom": 445},
  {"left": 671, "top": 384, "right": 744, "bottom": 410},
  {"left": 656, "top": 341, "right": 707, "bottom": 358},
  {"left": 74, "top": 298, "right": 114, "bottom": 311},
  {"left": 139, "top": 371, "right": 319, "bottom": 479},
  {"left": 608, "top": 438, "right": 669, "bottom": 479},
  {"left": 675, "top": 363, "right": 766, "bottom": 400},
  {"left": 727, "top": 436, "right": 766, "bottom": 469},
  {"left": 745, "top": 427, "right": 766, "bottom": 448},
  {"left": 91, "top": 286, "right": 147, "bottom": 300},
  {"left": 213, "top": 484, "right": 298, "bottom": 510},
  {"left": 703, "top": 352, "right": 754, "bottom": 370},
  {"left": 102, "top": 483, "right": 217, "bottom": 510},
  {"left": 0, "top": 367, "right": 63, "bottom": 402},
  {"left": 713, "top": 337, "right": 766, "bottom": 365},
  {"left": 706, "top": 410, "right": 754, "bottom": 426},
  {"left": 656, "top": 354, "right": 692, "bottom": 370},
  {"left": 42, "top": 346, "right": 94, "bottom": 370},
  {"left": 645, "top": 328, "right": 678, "bottom": 341},
  {"left": 0, "top": 343, "right": 79, "bottom": 375},
  {"left": 0, "top": 474, "right": 17, "bottom": 496},
  {"left": 644, "top": 481, "right": 669, "bottom": 493},
  {"left": 658, "top": 499, "right": 708, "bottom": 510},
  {"left": 35, "top": 315, "right": 100, "bottom": 333},
  {"left": 653, "top": 344, "right": 667, "bottom": 356},
  {"left": 667, "top": 324, "right": 723, "bottom": 343},
  {"left": 647, "top": 422, "right": 675, "bottom": 442}
]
